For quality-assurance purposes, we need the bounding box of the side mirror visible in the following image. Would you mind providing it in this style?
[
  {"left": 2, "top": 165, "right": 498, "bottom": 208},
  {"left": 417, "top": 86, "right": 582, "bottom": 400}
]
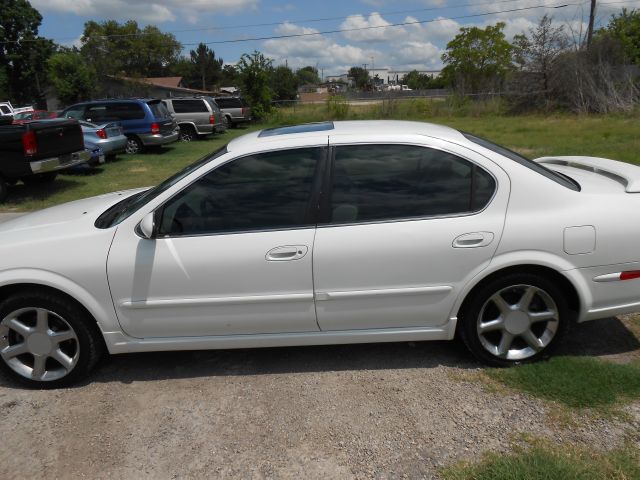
[{"left": 137, "top": 211, "right": 156, "bottom": 239}]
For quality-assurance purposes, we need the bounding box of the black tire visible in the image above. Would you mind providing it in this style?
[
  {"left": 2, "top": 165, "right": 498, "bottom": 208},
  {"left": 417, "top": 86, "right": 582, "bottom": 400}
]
[
  {"left": 0, "top": 290, "right": 105, "bottom": 388},
  {"left": 224, "top": 116, "right": 232, "bottom": 128},
  {"left": 125, "top": 136, "right": 143, "bottom": 154},
  {"left": 22, "top": 172, "right": 57, "bottom": 186},
  {"left": 0, "top": 177, "right": 8, "bottom": 203},
  {"left": 458, "top": 272, "right": 572, "bottom": 367},
  {"left": 179, "top": 125, "right": 196, "bottom": 142}
]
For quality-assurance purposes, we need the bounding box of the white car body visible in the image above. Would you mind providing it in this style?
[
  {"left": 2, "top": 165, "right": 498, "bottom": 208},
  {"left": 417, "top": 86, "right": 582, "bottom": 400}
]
[{"left": 0, "top": 121, "right": 639, "bottom": 361}]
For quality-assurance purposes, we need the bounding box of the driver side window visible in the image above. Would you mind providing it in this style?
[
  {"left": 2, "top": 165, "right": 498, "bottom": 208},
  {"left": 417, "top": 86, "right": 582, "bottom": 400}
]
[{"left": 157, "top": 148, "right": 323, "bottom": 236}]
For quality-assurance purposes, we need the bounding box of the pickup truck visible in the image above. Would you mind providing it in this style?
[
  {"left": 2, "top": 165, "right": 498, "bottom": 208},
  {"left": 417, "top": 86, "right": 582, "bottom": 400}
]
[{"left": 0, "top": 116, "right": 90, "bottom": 202}]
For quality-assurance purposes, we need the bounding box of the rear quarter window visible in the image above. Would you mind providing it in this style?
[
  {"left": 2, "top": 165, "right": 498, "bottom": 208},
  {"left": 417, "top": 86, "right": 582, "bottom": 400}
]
[
  {"left": 148, "top": 101, "right": 170, "bottom": 119},
  {"left": 171, "top": 99, "right": 209, "bottom": 113}
]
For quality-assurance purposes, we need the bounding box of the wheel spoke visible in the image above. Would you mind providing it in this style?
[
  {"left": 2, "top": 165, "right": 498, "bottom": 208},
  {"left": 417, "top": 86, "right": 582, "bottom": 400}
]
[
  {"left": 31, "top": 355, "right": 47, "bottom": 380},
  {"left": 517, "top": 287, "right": 537, "bottom": 311},
  {"left": 1, "top": 342, "right": 28, "bottom": 360},
  {"left": 35, "top": 309, "right": 49, "bottom": 333},
  {"left": 5, "top": 317, "right": 32, "bottom": 337},
  {"left": 521, "top": 329, "right": 544, "bottom": 351},
  {"left": 490, "top": 294, "right": 512, "bottom": 315},
  {"left": 51, "top": 349, "right": 73, "bottom": 371},
  {"left": 528, "top": 310, "right": 556, "bottom": 323},
  {"left": 49, "top": 330, "right": 75, "bottom": 344},
  {"left": 479, "top": 318, "right": 504, "bottom": 333},
  {"left": 497, "top": 331, "right": 515, "bottom": 356}
]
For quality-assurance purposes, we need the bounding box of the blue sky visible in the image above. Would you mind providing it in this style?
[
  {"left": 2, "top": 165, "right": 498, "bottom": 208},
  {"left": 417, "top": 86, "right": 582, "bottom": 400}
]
[{"left": 31, "top": 0, "right": 635, "bottom": 76}]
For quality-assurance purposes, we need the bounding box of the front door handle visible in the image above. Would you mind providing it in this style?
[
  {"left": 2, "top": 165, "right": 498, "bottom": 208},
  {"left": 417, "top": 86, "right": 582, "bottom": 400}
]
[
  {"left": 452, "top": 232, "right": 494, "bottom": 248},
  {"left": 266, "top": 245, "right": 309, "bottom": 261}
]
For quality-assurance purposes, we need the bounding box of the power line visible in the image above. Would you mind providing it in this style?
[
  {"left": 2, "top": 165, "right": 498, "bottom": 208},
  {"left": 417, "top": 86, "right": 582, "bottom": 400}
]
[{"left": 180, "top": 2, "right": 580, "bottom": 46}]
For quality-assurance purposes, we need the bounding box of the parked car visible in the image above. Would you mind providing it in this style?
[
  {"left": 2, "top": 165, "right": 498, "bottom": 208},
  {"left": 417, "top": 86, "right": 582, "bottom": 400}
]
[
  {"left": 79, "top": 121, "right": 127, "bottom": 159},
  {"left": 0, "top": 117, "right": 89, "bottom": 202},
  {"left": 213, "top": 96, "right": 251, "bottom": 127},
  {"left": 85, "top": 141, "right": 106, "bottom": 166},
  {"left": 3, "top": 119, "right": 640, "bottom": 387},
  {"left": 0, "top": 101, "right": 33, "bottom": 118},
  {"left": 12, "top": 110, "right": 57, "bottom": 124},
  {"left": 61, "top": 99, "right": 179, "bottom": 154},
  {"left": 162, "top": 97, "right": 226, "bottom": 142}
]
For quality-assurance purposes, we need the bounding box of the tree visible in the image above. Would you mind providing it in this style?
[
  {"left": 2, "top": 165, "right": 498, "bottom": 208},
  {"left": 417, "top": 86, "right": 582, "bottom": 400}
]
[
  {"left": 402, "top": 70, "right": 445, "bottom": 90},
  {"left": 348, "top": 66, "right": 369, "bottom": 89},
  {"left": 441, "top": 23, "right": 513, "bottom": 94},
  {"left": 220, "top": 64, "right": 240, "bottom": 86},
  {"left": 237, "top": 51, "right": 273, "bottom": 119},
  {"left": 189, "top": 43, "right": 223, "bottom": 90},
  {"left": 0, "top": 0, "right": 55, "bottom": 104},
  {"left": 48, "top": 51, "right": 96, "bottom": 105},
  {"left": 80, "top": 20, "right": 182, "bottom": 79},
  {"left": 296, "top": 66, "right": 320, "bottom": 85},
  {"left": 512, "top": 15, "right": 568, "bottom": 93},
  {"left": 598, "top": 8, "right": 640, "bottom": 64},
  {"left": 271, "top": 65, "right": 299, "bottom": 101}
]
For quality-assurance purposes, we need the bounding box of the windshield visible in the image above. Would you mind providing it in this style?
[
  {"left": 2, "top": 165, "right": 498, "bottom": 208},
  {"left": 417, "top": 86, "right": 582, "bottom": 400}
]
[
  {"left": 95, "top": 145, "right": 228, "bottom": 229},
  {"left": 148, "top": 100, "right": 170, "bottom": 119},
  {"left": 462, "top": 132, "right": 580, "bottom": 191}
]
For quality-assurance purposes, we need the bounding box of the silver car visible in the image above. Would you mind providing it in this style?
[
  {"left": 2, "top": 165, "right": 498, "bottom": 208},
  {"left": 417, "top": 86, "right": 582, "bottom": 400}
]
[
  {"left": 79, "top": 121, "right": 127, "bottom": 159},
  {"left": 162, "top": 97, "right": 226, "bottom": 142},
  {"left": 214, "top": 96, "right": 252, "bottom": 128}
]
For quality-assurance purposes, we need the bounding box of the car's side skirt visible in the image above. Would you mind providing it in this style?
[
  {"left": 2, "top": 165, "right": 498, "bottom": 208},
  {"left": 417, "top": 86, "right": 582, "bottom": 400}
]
[{"left": 103, "top": 319, "right": 458, "bottom": 354}]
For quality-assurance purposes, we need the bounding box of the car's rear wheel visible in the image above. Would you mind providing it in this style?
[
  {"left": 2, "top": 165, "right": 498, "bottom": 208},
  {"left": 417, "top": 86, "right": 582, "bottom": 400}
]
[
  {"left": 459, "top": 273, "right": 571, "bottom": 367},
  {"left": 224, "top": 116, "right": 231, "bottom": 128},
  {"left": 0, "top": 291, "right": 104, "bottom": 388},
  {"left": 125, "top": 136, "right": 143, "bottom": 154},
  {"left": 179, "top": 125, "right": 196, "bottom": 142}
]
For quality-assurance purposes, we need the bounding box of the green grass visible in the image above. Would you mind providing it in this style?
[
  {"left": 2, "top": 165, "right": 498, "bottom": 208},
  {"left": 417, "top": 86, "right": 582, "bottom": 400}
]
[
  {"left": 487, "top": 356, "right": 640, "bottom": 412},
  {"left": 2, "top": 104, "right": 640, "bottom": 211},
  {"left": 443, "top": 441, "right": 640, "bottom": 480}
]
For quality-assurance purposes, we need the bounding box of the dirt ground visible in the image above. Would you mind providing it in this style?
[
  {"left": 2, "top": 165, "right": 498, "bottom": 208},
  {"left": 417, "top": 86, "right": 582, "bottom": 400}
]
[{"left": 0, "top": 316, "right": 639, "bottom": 479}]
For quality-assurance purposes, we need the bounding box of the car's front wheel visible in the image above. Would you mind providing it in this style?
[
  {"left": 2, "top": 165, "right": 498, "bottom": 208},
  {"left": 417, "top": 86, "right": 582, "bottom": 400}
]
[
  {"left": 0, "top": 291, "right": 104, "bottom": 388},
  {"left": 459, "top": 273, "right": 571, "bottom": 367}
]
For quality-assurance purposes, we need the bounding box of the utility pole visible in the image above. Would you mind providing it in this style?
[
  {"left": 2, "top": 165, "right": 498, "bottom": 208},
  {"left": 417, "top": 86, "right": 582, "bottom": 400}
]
[{"left": 586, "top": 0, "right": 596, "bottom": 49}]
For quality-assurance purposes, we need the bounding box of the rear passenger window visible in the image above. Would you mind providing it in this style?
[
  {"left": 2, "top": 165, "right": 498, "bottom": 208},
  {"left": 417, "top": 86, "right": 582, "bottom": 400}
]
[
  {"left": 172, "top": 100, "right": 209, "bottom": 113},
  {"left": 328, "top": 145, "right": 495, "bottom": 224},
  {"left": 105, "top": 103, "right": 145, "bottom": 121}
]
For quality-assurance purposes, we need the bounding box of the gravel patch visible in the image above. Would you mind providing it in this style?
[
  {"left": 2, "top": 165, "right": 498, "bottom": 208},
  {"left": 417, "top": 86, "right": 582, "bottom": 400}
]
[{"left": 0, "top": 316, "right": 638, "bottom": 479}]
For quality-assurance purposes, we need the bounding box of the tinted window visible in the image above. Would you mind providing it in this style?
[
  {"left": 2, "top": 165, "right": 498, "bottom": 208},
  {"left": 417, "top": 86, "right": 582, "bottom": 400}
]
[
  {"left": 171, "top": 99, "right": 209, "bottom": 113},
  {"left": 158, "top": 148, "right": 323, "bottom": 236},
  {"left": 85, "top": 102, "right": 145, "bottom": 122},
  {"left": 0, "top": 105, "right": 10, "bottom": 114},
  {"left": 463, "top": 132, "right": 580, "bottom": 191},
  {"left": 215, "top": 97, "right": 241, "bottom": 108},
  {"left": 328, "top": 145, "right": 495, "bottom": 224},
  {"left": 148, "top": 100, "right": 170, "bottom": 119}
]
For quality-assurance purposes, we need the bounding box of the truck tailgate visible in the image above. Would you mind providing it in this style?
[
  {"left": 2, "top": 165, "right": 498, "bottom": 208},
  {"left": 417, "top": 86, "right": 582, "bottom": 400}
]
[{"left": 28, "top": 119, "right": 84, "bottom": 160}]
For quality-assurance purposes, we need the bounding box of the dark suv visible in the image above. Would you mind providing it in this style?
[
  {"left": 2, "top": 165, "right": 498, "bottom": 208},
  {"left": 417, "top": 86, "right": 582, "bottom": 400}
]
[
  {"left": 61, "top": 99, "right": 179, "bottom": 154},
  {"left": 214, "top": 97, "right": 252, "bottom": 128}
]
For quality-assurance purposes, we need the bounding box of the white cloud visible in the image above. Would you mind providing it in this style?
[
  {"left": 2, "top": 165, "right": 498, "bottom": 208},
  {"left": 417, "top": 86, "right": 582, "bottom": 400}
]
[
  {"left": 340, "top": 12, "right": 409, "bottom": 42},
  {"left": 30, "top": 0, "right": 260, "bottom": 22},
  {"left": 263, "top": 22, "right": 383, "bottom": 73}
]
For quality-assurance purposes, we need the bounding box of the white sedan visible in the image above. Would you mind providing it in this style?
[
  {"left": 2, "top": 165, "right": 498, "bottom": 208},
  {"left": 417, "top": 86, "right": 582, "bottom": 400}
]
[{"left": 1, "top": 120, "right": 639, "bottom": 387}]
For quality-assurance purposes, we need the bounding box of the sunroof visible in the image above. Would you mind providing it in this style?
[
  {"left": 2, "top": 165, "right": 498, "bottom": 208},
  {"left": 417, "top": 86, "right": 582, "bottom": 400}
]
[{"left": 258, "top": 122, "right": 334, "bottom": 137}]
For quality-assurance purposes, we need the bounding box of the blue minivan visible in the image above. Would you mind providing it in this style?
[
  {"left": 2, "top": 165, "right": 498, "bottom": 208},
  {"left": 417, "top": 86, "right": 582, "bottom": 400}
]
[{"left": 61, "top": 99, "right": 179, "bottom": 154}]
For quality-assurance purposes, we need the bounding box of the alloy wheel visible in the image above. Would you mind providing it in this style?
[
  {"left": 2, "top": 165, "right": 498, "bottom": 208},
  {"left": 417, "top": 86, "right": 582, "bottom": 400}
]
[
  {"left": 0, "top": 307, "right": 80, "bottom": 381},
  {"left": 476, "top": 284, "right": 559, "bottom": 361}
]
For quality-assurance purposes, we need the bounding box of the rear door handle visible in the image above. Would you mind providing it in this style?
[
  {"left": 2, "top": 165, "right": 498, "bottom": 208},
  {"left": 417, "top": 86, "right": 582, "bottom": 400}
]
[
  {"left": 452, "top": 232, "right": 494, "bottom": 248},
  {"left": 266, "top": 245, "right": 308, "bottom": 261}
]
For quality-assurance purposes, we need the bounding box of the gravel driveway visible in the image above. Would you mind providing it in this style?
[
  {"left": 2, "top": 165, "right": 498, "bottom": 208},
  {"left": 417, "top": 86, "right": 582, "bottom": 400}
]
[{"left": 1, "top": 316, "right": 638, "bottom": 479}]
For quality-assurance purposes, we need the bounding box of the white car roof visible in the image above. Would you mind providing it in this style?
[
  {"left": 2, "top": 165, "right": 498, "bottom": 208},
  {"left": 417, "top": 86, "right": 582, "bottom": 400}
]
[{"left": 227, "top": 120, "right": 466, "bottom": 152}]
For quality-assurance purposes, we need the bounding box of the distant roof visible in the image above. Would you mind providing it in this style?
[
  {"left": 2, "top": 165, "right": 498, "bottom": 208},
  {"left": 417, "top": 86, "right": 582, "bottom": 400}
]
[{"left": 142, "top": 77, "right": 183, "bottom": 88}]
